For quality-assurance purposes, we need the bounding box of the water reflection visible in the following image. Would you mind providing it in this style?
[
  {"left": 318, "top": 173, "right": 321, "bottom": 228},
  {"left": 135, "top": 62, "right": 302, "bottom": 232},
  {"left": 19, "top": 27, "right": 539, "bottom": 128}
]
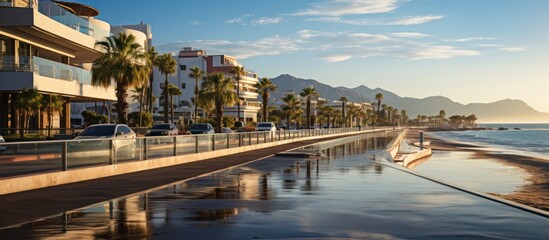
[{"left": 2, "top": 132, "right": 546, "bottom": 239}]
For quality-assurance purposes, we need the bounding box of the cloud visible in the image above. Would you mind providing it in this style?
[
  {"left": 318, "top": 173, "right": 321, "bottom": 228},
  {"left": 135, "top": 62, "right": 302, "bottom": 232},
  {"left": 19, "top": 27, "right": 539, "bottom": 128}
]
[
  {"left": 252, "top": 17, "right": 283, "bottom": 25},
  {"left": 290, "top": 0, "right": 400, "bottom": 16},
  {"left": 389, "top": 32, "right": 430, "bottom": 38},
  {"left": 306, "top": 15, "right": 444, "bottom": 26},
  {"left": 499, "top": 46, "right": 527, "bottom": 52},
  {"left": 447, "top": 37, "right": 495, "bottom": 42},
  {"left": 410, "top": 45, "right": 480, "bottom": 60},
  {"left": 387, "top": 15, "right": 444, "bottom": 25},
  {"left": 320, "top": 55, "right": 353, "bottom": 62},
  {"left": 156, "top": 36, "right": 300, "bottom": 59},
  {"left": 157, "top": 30, "right": 485, "bottom": 62},
  {"left": 476, "top": 43, "right": 503, "bottom": 47},
  {"left": 226, "top": 17, "right": 243, "bottom": 24},
  {"left": 190, "top": 21, "right": 200, "bottom": 26}
]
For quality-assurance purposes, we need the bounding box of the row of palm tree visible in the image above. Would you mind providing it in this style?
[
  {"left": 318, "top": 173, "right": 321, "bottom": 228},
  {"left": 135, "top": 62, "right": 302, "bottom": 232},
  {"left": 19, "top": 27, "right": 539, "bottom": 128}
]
[
  {"left": 90, "top": 33, "right": 405, "bottom": 130},
  {"left": 13, "top": 89, "right": 65, "bottom": 137}
]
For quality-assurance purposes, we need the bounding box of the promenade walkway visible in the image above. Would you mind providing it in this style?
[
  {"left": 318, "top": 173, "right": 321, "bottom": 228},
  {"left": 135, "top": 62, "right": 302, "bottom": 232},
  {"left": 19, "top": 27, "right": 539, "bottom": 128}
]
[{"left": 0, "top": 132, "right": 369, "bottom": 228}]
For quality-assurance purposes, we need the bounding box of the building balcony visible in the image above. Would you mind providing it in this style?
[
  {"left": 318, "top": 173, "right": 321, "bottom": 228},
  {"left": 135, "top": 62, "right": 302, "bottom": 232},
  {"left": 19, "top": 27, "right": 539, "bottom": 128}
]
[
  {"left": 239, "top": 75, "right": 259, "bottom": 85},
  {"left": 0, "top": 0, "right": 110, "bottom": 62},
  {"left": 224, "top": 101, "right": 261, "bottom": 111},
  {"left": 0, "top": 56, "right": 116, "bottom": 101}
]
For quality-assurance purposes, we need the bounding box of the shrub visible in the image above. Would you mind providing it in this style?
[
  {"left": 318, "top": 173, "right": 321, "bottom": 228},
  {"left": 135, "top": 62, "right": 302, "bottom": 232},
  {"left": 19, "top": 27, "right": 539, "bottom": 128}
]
[
  {"left": 128, "top": 112, "right": 153, "bottom": 127},
  {"left": 82, "top": 110, "right": 108, "bottom": 125}
]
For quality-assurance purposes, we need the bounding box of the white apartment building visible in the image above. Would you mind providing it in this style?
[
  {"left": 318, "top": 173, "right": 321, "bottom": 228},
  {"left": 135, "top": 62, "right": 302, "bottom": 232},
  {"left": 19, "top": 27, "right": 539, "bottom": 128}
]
[
  {"left": 0, "top": 0, "right": 116, "bottom": 130},
  {"left": 152, "top": 47, "right": 260, "bottom": 123}
]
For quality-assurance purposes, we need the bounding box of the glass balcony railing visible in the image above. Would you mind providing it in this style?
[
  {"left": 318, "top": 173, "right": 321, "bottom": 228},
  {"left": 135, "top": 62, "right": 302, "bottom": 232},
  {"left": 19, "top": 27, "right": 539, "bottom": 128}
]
[
  {"left": 32, "top": 56, "right": 92, "bottom": 84},
  {"left": 1, "top": 0, "right": 110, "bottom": 42},
  {"left": 37, "top": 0, "right": 110, "bottom": 42}
]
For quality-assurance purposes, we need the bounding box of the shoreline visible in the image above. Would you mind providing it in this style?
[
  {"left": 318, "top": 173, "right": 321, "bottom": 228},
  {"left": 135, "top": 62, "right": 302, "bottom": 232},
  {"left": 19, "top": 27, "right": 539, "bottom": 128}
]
[{"left": 405, "top": 129, "right": 549, "bottom": 211}]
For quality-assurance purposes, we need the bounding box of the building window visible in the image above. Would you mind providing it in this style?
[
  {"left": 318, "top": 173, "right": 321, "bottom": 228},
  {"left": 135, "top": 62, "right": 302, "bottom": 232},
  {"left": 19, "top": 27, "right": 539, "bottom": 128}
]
[
  {"left": 181, "top": 83, "right": 186, "bottom": 89},
  {"left": 179, "top": 64, "right": 186, "bottom": 71}
]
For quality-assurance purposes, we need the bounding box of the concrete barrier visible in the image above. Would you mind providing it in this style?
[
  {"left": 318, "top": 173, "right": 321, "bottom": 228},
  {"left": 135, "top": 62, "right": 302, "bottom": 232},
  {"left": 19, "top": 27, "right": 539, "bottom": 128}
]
[{"left": 401, "top": 148, "right": 432, "bottom": 168}]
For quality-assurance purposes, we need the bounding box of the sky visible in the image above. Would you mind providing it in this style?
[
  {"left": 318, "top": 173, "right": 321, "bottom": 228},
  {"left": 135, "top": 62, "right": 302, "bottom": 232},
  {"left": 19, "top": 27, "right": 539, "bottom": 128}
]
[{"left": 81, "top": 0, "right": 549, "bottom": 112}]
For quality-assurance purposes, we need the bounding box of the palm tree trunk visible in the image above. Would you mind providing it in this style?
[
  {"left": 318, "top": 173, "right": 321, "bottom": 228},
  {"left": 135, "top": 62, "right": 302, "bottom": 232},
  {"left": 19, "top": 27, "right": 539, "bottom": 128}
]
[
  {"left": 236, "top": 79, "right": 240, "bottom": 121},
  {"left": 194, "top": 79, "right": 199, "bottom": 123},
  {"left": 171, "top": 95, "right": 175, "bottom": 123},
  {"left": 287, "top": 114, "right": 290, "bottom": 129},
  {"left": 306, "top": 99, "right": 311, "bottom": 128},
  {"left": 164, "top": 75, "right": 169, "bottom": 123},
  {"left": 116, "top": 82, "right": 129, "bottom": 124},
  {"left": 215, "top": 101, "right": 223, "bottom": 133},
  {"left": 262, "top": 94, "right": 268, "bottom": 122},
  {"left": 341, "top": 102, "right": 345, "bottom": 127},
  {"left": 148, "top": 73, "right": 154, "bottom": 113},
  {"left": 139, "top": 86, "right": 145, "bottom": 127}
]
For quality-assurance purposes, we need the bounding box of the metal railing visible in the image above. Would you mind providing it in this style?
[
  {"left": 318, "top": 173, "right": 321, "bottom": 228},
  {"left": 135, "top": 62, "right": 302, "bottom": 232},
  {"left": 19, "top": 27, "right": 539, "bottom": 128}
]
[{"left": 0, "top": 127, "right": 370, "bottom": 178}]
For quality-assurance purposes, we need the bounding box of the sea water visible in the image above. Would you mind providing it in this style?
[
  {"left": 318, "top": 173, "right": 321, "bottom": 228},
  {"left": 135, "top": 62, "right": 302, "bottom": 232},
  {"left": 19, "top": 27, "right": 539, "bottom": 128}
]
[{"left": 429, "top": 123, "right": 549, "bottom": 160}]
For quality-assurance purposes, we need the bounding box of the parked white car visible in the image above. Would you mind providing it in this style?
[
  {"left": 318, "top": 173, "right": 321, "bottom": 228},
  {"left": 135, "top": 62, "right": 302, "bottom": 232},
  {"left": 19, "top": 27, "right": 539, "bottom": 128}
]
[
  {"left": 256, "top": 122, "right": 277, "bottom": 132},
  {"left": 73, "top": 124, "right": 137, "bottom": 158},
  {"left": 0, "top": 135, "right": 6, "bottom": 154}
]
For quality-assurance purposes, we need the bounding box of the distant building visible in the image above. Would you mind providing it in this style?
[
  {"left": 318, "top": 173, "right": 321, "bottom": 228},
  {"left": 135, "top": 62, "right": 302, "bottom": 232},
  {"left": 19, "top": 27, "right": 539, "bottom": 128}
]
[{"left": 152, "top": 47, "right": 260, "bottom": 123}]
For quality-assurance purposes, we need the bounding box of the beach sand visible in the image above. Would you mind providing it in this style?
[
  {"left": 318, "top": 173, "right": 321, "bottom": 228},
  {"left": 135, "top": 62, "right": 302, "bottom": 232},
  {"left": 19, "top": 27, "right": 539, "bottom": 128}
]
[{"left": 405, "top": 129, "right": 549, "bottom": 211}]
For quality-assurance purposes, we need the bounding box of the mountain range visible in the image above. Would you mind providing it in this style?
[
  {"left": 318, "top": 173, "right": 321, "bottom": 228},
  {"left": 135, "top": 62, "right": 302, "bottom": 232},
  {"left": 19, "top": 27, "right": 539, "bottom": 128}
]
[{"left": 270, "top": 74, "right": 549, "bottom": 123}]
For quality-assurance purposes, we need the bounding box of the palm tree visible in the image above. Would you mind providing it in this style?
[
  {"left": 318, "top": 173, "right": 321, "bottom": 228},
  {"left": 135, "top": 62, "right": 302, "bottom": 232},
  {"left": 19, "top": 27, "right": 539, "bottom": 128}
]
[
  {"left": 374, "top": 93, "right": 384, "bottom": 124},
  {"left": 320, "top": 105, "right": 335, "bottom": 128},
  {"left": 156, "top": 53, "right": 177, "bottom": 123},
  {"left": 164, "top": 84, "right": 182, "bottom": 123},
  {"left": 231, "top": 66, "right": 245, "bottom": 121},
  {"left": 281, "top": 94, "right": 301, "bottom": 129},
  {"left": 41, "top": 94, "right": 65, "bottom": 137},
  {"left": 130, "top": 85, "right": 145, "bottom": 110},
  {"left": 200, "top": 73, "right": 239, "bottom": 133},
  {"left": 92, "top": 32, "right": 150, "bottom": 124},
  {"left": 146, "top": 47, "right": 158, "bottom": 112},
  {"left": 300, "top": 87, "right": 320, "bottom": 129},
  {"left": 255, "top": 77, "right": 277, "bottom": 122},
  {"left": 339, "top": 96, "right": 348, "bottom": 127},
  {"left": 386, "top": 106, "right": 394, "bottom": 125},
  {"left": 188, "top": 66, "right": 204, "bottom": 123},
  {"left": 400, "top": 109, "right": 408, "bottom": 126},
  {"left": 14, "top": 88, "right": 42, "bottom": 131}
]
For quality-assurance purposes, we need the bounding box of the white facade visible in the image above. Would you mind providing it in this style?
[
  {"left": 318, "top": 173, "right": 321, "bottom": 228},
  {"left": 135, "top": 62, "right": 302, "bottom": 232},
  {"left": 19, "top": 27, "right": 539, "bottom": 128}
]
[
  {"left": 0, "top": 0, "right": 116, "bottom": 129},
  {"left": 152, "top": 47, "right": 260, "bottom": 123}
]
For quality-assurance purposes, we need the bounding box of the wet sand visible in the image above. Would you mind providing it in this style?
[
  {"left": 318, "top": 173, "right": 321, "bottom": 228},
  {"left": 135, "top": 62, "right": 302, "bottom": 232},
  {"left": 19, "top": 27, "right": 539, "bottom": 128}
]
[{"left": 405, "top": 129, "right": 549, "bottom": 211}]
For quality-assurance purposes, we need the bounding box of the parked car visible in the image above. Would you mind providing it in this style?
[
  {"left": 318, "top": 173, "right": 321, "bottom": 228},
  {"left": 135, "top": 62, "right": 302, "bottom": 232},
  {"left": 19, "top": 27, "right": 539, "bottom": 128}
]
[
  {"left": 146, "top": 123, "right": 179, "bottom": 136},
  {"left": 0, "top": 135, "right": 6, "bottom": 154},
  {"left": 188, "top": 123, "right": 215, "bottom": 134},
  {"left": 234, "top": 121, "right": 244, "bottom": 132},
  {"left": 256, "top": 122, "right": 277, "bottom": 132},
  {"left": 72, "top": 124, "right": 137, "bottom": 158},
  {"left": 222, "top": 127, "right": 234, "bottom": 133}
]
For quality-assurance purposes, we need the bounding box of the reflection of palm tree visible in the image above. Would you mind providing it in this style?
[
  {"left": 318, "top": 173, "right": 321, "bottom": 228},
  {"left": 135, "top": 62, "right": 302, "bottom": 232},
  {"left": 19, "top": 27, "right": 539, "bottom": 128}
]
[
  {"left": 92, "top": 33, "right": 149, "bottom": 124},
  {"left": 157, "top": 53, "right": 177, "bottom": 123},
  {"left": 200, "top": 73, "right": 239, "bottom": 133}
]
